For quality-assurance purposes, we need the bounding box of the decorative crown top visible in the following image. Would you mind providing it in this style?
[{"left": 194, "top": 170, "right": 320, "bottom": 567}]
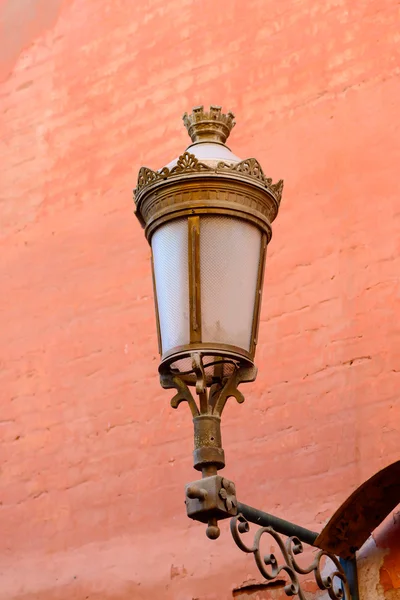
[{"left": 183, "top": 105, "right": 235, "bottom": 144}]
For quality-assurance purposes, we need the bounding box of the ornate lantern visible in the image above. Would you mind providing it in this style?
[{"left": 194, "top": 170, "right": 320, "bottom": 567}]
[
  {"left": 134, "top": 105, "right": 283, "bottom": 538},
  {"left": 132, "top": 108, "right": 361, "bottom": 600}
]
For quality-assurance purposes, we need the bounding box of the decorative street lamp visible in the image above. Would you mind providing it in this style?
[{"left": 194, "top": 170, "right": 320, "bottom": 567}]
[
  {"left": 133, "top": 106, "right": 361, "bottom": 598},
  {"left": 135, "top": 104, "right": 282, "bottom": 537}
]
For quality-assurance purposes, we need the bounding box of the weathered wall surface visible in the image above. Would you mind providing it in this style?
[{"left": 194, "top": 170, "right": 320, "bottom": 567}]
[
  {"left": 0, "top": 0, "right": 399, "bottom": 598},
  {"left": 358, "top": 511, "right": 400, "bottom": 599}
]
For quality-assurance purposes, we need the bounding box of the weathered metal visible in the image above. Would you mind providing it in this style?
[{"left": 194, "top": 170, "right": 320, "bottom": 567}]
[
  {"left": 237, "top": 502, "right": 319, "bottom": 547},
  {"left": 315, "top": 460, "right": 400, "bottom": 559},
  {"left": 230, "top": 513, "right": 352, "bottom": 599},
  {"left": 340, "top": 558, "right": 360, "bottom": 600},
  {"left": 185, "top": 475, "right": 238, "bottom": 539},
  {"left": 161, "top": 352, "right": 256, "bottom": 538}
]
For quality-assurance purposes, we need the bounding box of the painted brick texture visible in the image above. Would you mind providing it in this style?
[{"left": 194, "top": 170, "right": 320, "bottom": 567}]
[{"left": 0, "top": 0, "right": 399, "bottom": 598}]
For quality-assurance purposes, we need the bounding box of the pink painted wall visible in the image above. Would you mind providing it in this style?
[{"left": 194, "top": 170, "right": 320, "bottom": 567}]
[{"left": 0, "top": 0, "right": 399, "bottom": 598}]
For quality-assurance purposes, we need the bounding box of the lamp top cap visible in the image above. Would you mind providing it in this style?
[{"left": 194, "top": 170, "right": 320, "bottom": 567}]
[{"left": 183, "top": 105, "right": 236, "bottom": 145}]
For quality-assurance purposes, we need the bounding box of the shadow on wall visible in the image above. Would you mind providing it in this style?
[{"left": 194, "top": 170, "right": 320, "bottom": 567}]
[
  {"left": 232, "top": 580, "right": 287, "bottom": 599},
  {"left": 0, "top": 0, "right": 65, "bottom": 82}
]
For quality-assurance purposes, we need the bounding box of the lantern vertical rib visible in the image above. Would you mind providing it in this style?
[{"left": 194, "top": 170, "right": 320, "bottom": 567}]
[
  {"left": 250, "top": 232, "right": 267, "bottom": 356},
  {"left": 188, "top": 216, "right": 202, "bottom": 343},
  {"left": 150, "top": 252, "right": 162, "bottom": 355}
]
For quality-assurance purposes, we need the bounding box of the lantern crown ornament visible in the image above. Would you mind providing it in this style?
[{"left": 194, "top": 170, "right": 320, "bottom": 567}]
[
  {"left": 183, "top": 104, "right": 236, "bottom": 144},
  {"left": 134, "top": 106, "right": 283, "bottom": 538}
]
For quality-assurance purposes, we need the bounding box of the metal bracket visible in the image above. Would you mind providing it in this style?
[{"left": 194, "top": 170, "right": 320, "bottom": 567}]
[
  {"left": 161, "top": 353, "right": 255, "bottom": 475},
  {"left": 185, "top": 475, "right": 238, "bottom": 539},
  {"left": 230, "top": 513, "right": 354, "bottom": 599}
]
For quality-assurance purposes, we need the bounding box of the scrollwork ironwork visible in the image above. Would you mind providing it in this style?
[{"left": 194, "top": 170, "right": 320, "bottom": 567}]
[
  {"left": 160, "top": 372, "right": 200, "bottom": 417},
  {"left": 230, "top": 514, "right": 351, "bottom": 599}
]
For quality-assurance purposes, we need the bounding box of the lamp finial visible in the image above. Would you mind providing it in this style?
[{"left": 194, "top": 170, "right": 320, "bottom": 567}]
[{"left": 183, "top": 105, "right": 235, "bottom": 144}]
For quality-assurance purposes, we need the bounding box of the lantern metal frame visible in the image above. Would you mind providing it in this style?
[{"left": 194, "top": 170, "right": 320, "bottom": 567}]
[
  {"left": 135, "top": 152, "right": 282, "bottom": 378},
  {"left": 133, "top": 106, "right": 364, "bottom": 599}
]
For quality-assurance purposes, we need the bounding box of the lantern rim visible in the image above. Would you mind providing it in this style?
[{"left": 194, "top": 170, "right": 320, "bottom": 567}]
[
  {"left": 145, "top": 204, "right": 272, "bottom": 245},
  {"left": 158, "top": 344, "right": 256, "bottom": 388},
  {"left": 135, "top": 170, "right": 280, "bottom": 244}
]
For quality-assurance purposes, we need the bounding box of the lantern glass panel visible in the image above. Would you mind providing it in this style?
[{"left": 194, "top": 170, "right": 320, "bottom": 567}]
[
  {"left": 200, "top": 216, "right": 261, "bottom": 351},
  {"left": 152, "top": 219, "right": 190, "bottom": 354}
]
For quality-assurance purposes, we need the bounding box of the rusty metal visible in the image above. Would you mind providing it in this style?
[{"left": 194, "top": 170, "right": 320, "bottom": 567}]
[
  {"left": 237, "top": 502, "right": 319, "bottom": 547},
  {"left": 185, "top": 475, "right": 238, "bottom": 539},
  {"left": 315, "top": 460, "right": 400, "bottom": 559},
  {"left": 230, "top": 514, "right": 352, "bottom": 599}
]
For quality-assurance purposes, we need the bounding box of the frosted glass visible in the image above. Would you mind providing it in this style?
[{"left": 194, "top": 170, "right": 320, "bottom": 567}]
[
  {"left": 187, "top": 142, "right": 241, "bottom": 163},
  {"left": 152, "top": 220, "right": 190, "bottom": 354},
  {"left": 200, "top": 217, "right": 262, "bottom": 351},
  {"left": 164, "top": 142, "right": 241, "bottom": 170}
]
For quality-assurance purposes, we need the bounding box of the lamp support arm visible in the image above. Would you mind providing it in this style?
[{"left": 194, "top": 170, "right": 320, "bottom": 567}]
[{"left": 236, "top": 502, "right": 319, "bottom": 546}]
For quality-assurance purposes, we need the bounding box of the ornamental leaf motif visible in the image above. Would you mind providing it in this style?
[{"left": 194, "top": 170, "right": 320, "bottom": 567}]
[
  {"left": 170, "top": 152, "right": 211, "bottom": 175},
  {"left": 137, "top": 167, "right": 162, "bottom": 191},
  {"left": 217, "top": 158, "right": 273, "bottom": 186},
  {"left": 134, "top": 154, "right": 283, "bottom": 207},
  {"left": 270, "top": 179, "right": 284, "bottom": 202},
  {"left": 219, "top": 478, "right": 237, "bottom": 511},
  {"left": 215, "top": 158, "right": 283, "bottom": 204}
]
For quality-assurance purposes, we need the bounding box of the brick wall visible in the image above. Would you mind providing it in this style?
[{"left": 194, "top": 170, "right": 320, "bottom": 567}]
[{"left": 0, "top": 0, "right": 399, "bottom": 598}]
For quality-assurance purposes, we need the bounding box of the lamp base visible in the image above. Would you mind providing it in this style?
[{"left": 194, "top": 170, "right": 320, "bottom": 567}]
[{"left": 159, "top": 343, "right": 256, "bottom": 388}]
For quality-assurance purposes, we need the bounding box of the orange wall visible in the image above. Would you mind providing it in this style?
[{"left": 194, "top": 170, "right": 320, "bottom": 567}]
[{"left": 1, "top": 1, "right": 399, "bottom": 598}]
